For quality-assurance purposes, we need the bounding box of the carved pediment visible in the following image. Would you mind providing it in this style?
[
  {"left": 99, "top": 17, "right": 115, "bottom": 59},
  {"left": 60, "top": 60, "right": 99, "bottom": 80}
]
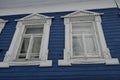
[
  {"left": 63, "top": 10, "right": 103, "bottom": 17},
  {"left": 18, "top": 13, "right": 53, "bottom": 21}
]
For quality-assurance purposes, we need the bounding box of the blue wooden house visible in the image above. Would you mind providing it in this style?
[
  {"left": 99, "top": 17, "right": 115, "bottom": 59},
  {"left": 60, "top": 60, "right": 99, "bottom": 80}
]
[{"left": 0, "top": 0, "right": 120, "bottom": 80}]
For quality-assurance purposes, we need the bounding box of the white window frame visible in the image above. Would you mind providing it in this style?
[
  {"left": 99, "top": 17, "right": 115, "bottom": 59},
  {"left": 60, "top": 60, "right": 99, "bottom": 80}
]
[
  {"left": 16, "top": 25, "right": 44, "bottom": 61},
  {"left": 0, "top": 19, "right": 8, "bottom": 68},
  {"left": 0, "top": 19, "right": 8, "bottom": 34},
  {"left": 58, "top": 10, "right": 119, "bottom": 66},
  {"left": 71, "top": 21, "right": 101, "bottom": 58},
  {"left": 0, "top": 13, "right": 53, "bottom": 68}
]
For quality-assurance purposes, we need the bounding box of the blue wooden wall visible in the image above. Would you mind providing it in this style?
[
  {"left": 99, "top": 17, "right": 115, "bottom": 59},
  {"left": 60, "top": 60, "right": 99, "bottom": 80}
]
[{"left": 0, "top": 8, "right": 120, "bottom": 80}]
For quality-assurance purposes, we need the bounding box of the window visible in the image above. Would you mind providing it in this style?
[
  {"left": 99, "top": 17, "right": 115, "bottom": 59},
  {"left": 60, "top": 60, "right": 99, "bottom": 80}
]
[
  {"left": 16, "top": 25, "right": 44, "bottom": 61},
  {"left": 58, "top": 11, "right": 119, "bottom": 66},
  {"left": 0, "top": 19, "right": 8, "bottom": 34},
  {"left": 72, "top": 22, "right": 100, "bottom": 58},
  {"left": 0, "top": 13, "right": 53, "bottom": 67}
]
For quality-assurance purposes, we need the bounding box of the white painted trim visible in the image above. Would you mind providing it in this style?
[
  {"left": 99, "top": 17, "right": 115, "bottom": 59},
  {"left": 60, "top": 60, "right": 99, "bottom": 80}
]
[
  {"left": 15, "top": 13, "right": 54, "bottom": 21},
  {"left": 40, "top": 60, "right": 52, "bottom": 67},
  {"left": 59, "top": 59, "right": 119, "bottom": 66},
  {"left": 0, "top": 62, "right": 9, "bottom": 68},
  {"left": 0, "top": 19, "right": 8, "bottom": 23},
  {"left": 0, "top": 60, "right": 52, "bottom": 67},
  {"left": 0, "top": 19, "right": 8, "bottom": 34},
  {"left": 0, "top": 0, "right": 116, "bottom": 16},
  {"left": 9, "top": 61, "right": 41, "bottom": 66},
  {"left": 105, "top": 58, "right": 120, "bottom": 65},
  {"left": 58, "top": 60, "right": 71, "bottom": 66},
  {"left": 2, "top": 13, "right": 53, "bottom": 67},
  {"left": 4, "top": 22, "right": 25, "bottom": 62},
  {"left": 61, "top": 10, "right": 104, "bottom": 18},
  {"left": 71, "top": 58, "right": 105, "bottom": 64},
  {"left": 58, "top": 10, "right": 119, "bottom": 66}
]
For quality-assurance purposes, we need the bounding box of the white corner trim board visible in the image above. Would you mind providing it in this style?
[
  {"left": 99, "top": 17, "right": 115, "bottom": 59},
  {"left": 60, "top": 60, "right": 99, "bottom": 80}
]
[
  {"left": 58, "top": 10, "right": 119, "bottom": 66},
  {"left": 0, "top": 13, "right": 53, "bottom": 68},
  {"left": 0, "top": 19, "right": 8, "bottom": 33}
]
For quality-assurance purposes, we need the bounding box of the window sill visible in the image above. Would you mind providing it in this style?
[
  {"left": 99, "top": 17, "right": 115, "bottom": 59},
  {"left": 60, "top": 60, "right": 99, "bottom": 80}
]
[
  {"left": 0, "top": 62, "right": 9, "bottom": 68},
  {"left": 0, "top": 60, "right": 52, "bottom": 68},
  {"left": 58, "top": 58, "right": 119, "bottom": 66}
]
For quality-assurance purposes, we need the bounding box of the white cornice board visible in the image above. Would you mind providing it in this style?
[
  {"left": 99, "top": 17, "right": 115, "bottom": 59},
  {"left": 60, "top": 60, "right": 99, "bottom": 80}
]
[{"left": 0, "top": 0, "right": 117, "bottom": 16}]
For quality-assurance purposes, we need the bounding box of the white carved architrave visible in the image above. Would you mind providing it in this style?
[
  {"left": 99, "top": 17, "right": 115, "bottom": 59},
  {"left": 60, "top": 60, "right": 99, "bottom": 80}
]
[
  {"left": 0, "top": 13, "right": 53, "bottom": 68},
  {"left": 59, "top": 10, "right": 119, "bottom": 66},
  {"left": 0, "top": 19, "right": 8, "bottom": 33},
  {"left": 0, "top": 19, "right": 8, "bottom": 68}
]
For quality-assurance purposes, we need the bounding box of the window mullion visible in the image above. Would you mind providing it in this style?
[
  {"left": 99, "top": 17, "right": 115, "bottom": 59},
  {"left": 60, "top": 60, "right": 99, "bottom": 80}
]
[
  {"left": 82, "top": 33, "right": 87, "bottom": 57},
  {"left": 26, "top": 35, "right": 34, "bottom": 59},
  {"left": 34, "top": 34, "right": 42, "bottom": 59}
]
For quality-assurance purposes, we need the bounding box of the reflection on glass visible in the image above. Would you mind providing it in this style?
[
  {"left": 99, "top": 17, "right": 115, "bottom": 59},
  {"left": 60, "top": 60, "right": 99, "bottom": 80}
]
[
  {"left": 73, "top": 36, "right": 84, "bottom": 56},
  {"left": 20, "top": 38, "right": 30, "bottom": 53},
  {"left": 85, "top": 36, "right": 97, "bottom": 54},
  {"left": 25, "top": 25, "right": 44, "bottom": 34},
  {"left": 31, "top": 37, "right": 42, "bottom": 59}
]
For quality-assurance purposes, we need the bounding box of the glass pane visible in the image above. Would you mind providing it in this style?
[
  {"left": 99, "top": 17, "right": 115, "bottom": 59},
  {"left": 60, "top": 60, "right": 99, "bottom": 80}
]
[
  {"left": 72, "top": 36, "right": 84, "bottom": 56},
  {"left": 30, "top": 54, "right": 39, "bottom": 59},
  {"left": 25, "top": 25, "right": 43, "bottom": 34},
  {"left": 20, "top": 38, "right": 30, "bottom": 53},
  {"left": 18, "top": 54, "right": 26, "bottom": 59},
  {"left": 72, "top": 22, "right": 92, "bottom": 34},
  {"left": 85, "top": 36, "right": 97, "bottom": 54},
  {"left": 31, "top": 37, "right": 42, "bottom": 59}
]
